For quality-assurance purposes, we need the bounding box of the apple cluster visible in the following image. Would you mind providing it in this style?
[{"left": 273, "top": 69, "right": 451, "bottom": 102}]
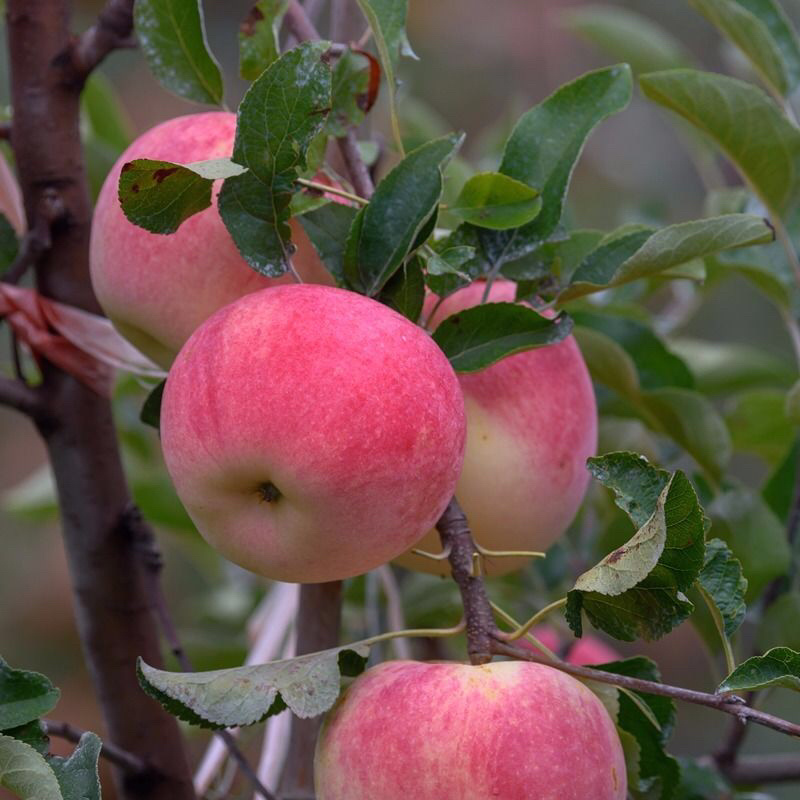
[{"left": 90, "top": 112, "right": 619, "bottom": 798}]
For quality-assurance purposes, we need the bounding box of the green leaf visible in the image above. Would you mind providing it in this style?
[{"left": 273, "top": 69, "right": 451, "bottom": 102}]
[
  {"left": 575, "top": 326, "right": 642, "bottom": 400},
  {"left": 137, "top": 644, "right": 370, "bottom": 729},
  {"left": 0, "top": 734, "right": 61, "bottom": 800},
  {"left": 697, "top": 538, "right": 747, "bottom": 637},
  {"left": 432, "top": 302, "right": 573, "bottom": 373},
  {"left": 140, "top": 380, "right": 165, "bottom": 431},
  {"left": 559, "top": 215, "right": 774, "bottom": 303},
  {"left": 297, "top": 202, "right": 358, "bottom": 285},
  {"left": 0, "top": 213, "right": 19, "bottom": 274},
  {"left": 568, "top": 470, "right": 705, "bottom": 642},
  {"left": 0, "top": 658, "right": 60, "bottom": 730},
  {"left": 675, "top": 757, "right": 731, "bottom": 800},
  {"left": 326, "top": 49, "right": 375, "bottom": 137},
  {"left": 562, "top": 5, "right": 690, "bottom": 75},
  {"left": 378, "top": 256, "right": 425, "bottom": 321},
  {"left": 690, "top": 0, "right": 789, "bottom": 97},
  {"left": 763, "top": 437, "right": 799, "bottom": 522},
  {"left": 3, "top": 722, "right": 48, "bottom": 756},
  {"left": 718, "top": 647, "right": 800, "bottom": 692},
  {"left": 238, "top": 0, "right": 289, "bottom": 81},
  {"left": 134, "top": 0, "right": 224, "bottom": 106},
  {"left": 118, "top": 159, "right": 212, "bottom": 234},
  {"left": 758, "top": 591, "right": 800, "bottom": 651},
  {"left": 449, "top": 172, "right": 542, "bottom": 230},
  {"left": 499, "top": 64, "right": 633, "bottom": 243},
  {"left": 221, "top": 42, "right": 332, "bottom": 276},
  {"left": 82, "top": 72, "right": 134, "bottom": 153},
  {"left": 49, "top": 732, "right": 102, "bottom": 800},
  {"left": 344, "top": 134, "right": 463, "bottom": 295},
  {"left": 709, "top": 487, "right": 791, "bottom": 601},
  {"left": 640, "top": 69, "right": 800, "bottom": 215},
  {"left": 726, "top": 388, "right": 794, "bottom": 465},
  {"left": 424, "top": 245, "right": 475, "bottom": 297}
]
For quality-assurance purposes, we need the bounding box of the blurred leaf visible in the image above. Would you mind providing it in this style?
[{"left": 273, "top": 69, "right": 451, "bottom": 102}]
[
  {"left": 221, "top": 42, "right": 332, "bottom": 276},
  {"left": 139, "top": 380, "right": 165, "bottom": 431},
  {"left": 709, "top": 487, "right": 791, "bottom": 601},
  {"left": 344, "top": 134, "right": 463, "bottom": 295},
  {"left": 0, "top": 658, "right": 60, "bottom": 730},
  {"left": 118, "top": 159, "right": 212, "bottom": 234},
  {"left": 3, "top": 722, "right": 48, "bottom": 756},
  {"left": 432, "top": 303, "right": 573, "bottom": 372},
  {"left": 138, "top": 644, "right": 369, "bottom": 728},
  {"left": 559, "top": 215, "right": 774, "bottom": 303},
  {"left": 0, "top": 213, "right": 19, "bottom": 273},
  {"left": 378, "top": 256, "right": 424, "bottom": 321},
  {"left": 48, "top": 732, "right": 102, "bottom": 800},
  {"left": 698, "top": 538, "right": 747, "bottom": 637},
  {"left": 238, "top": 0, "right": 288, "bottom": 80},
  {"left": 0, "top": 734, "right": 60, "bottom": 800},
  {"left": 81, "top": 72, "right": 134, "bottom": 152},
  {"left": 758, "top": 591, "right": 800, "bottom": 651},
  {"left": 297, "top": 202, "right": 358, "bottom": 285},
  {"left": 563, "top": 5, "right": 690, "bottom": 74},
  {"left": 640, "top": 69, "right": 800, "bottom": 214},
  {"left": 326, "top": 49, "right": 378, "bottom": 137},
  {"left": 450, "top": 172, "right": 542, "bottom": 230},
  {"left": 575, "top": 326, "right": 642, "bottom": 399},
  {"left": 135, "top": 0, "right": 224, "bottom": 106},
  {"left": 726, "top": 388, "right": 793, "bottom": 464},
  {"left": 675, "top": 757, "right": 731, "bottom": 800},
  {"left": 718, "top": 647, "right": 800, "bottom": 692},
  {"left": 503, "top": 229, "right": 604, "bottom": 284},
  {"left": 690, "top": 0, "right": 789, "bottom": 97},
  {"left": 598, "top": 418, "right": 661, "bottom": 464},
  {"left": 763, "top": 437, "right": 798, "bottom": 522}
]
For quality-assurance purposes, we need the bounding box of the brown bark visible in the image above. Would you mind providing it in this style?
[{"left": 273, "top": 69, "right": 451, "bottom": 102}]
[{"left": 5, "top": 3, "right": 194, "bottom": 798}]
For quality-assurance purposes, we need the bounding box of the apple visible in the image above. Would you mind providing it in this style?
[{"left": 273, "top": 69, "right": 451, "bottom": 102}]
[
  {"left": 396, "top": 279, "right": 597, "bottom": 576},
  {"left": 160, "top": 284, "right": 467, "bottom": 583},
  {"left": 315, "top": 659, "right": 627, "bottom": 799},
  {"left": 90, "top": 111, "right": 333, "bottom": 367},
  {"left": 525, "top": 626, "right": 620, "bottom": 665}
]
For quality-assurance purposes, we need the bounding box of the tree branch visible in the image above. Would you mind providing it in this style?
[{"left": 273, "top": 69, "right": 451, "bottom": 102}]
[
  {"left": 69, "top": 0, "right": 136, "bottom": 82},
  {"left": 44, "top": 719, "right": 149, "bottom": 776},
  {"left": 436, "top": 497, "right": 497, "bottom": 665},
  {"left": 0, "top": 375, "right": 42, "bottom": 416},
  {"left": 715, "top": 753, "right": 800, "bottom": 785}
]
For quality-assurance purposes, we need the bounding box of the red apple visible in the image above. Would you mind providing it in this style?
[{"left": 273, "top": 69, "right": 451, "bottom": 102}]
[
  {"left": 523, "top": 626, "right": 620, "bottom": 665},
  {"left": 315, "top": 659, "right": 626, "bottom": 799},
  {"left": 90, "top": 111, "right": 333, "bottom": 367},
  {"left": 396, "top": 280, "right": 597, "bottom": 576},
  {"left": 160, "top": 284, "right": 466, "bottom": 583}
]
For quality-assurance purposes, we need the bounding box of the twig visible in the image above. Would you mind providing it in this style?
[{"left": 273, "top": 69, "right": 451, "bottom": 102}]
[
  {"left": 123, "top": 505, "right": 277, "bottom": 800},
  {"left": 436, "top": 497, "right": 497, "bottom": 664},
  {"left": 713, "top": 690, "right": 755, "bottom": 769},
  {"left": 43, "top": 719, "right": 148, "bottom": 776},
  {"left": 714, "top": 752, "right": 800, "bottom": 784},
  {"left": 0, "top": 122, "right": 10, "bottom": 141},
  {"left": 0, "top": 375, "right": 41, "bottom": 416},
  {"left": 69, "top": 0, "right": 136, "bottom": 82},
  {"left": 493, "top": 639, "right": 800, "bottom": 738}
]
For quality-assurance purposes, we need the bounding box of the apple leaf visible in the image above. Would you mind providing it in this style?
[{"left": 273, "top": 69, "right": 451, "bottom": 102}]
[
  {"left": 764, "top": 437, "right": 799, "bottom": 523},
  {"left": 424, "top": 246, "right": 475, "bottom": 297},
  {"left": 640, "top": 69, "right": 800, "bottom": 215},
  {"left": 140, "top": 380, "right": 166, "bottom": 431},
  {"left": 48, "top": 732, "right": 102, "bottom": 800},
  {"left": 326, "top": 49, "right": 378, "bottom": 137},
  {"left": 562, "top": 5, "right": 690, "bottom": 75},
  {"left": 449, "top": 172, "right": 542, "bottom": 231},
  {"left": 344, "top": 133, "right": 463, "bottom": 296},
  {"left": 0, "top": 734, "right": 61, "bottom": 800},
  {"left": 238, "top": 0, "right": 289, "bottom": 81},
  {"left": 0, "top": 658, "right": 60, "bottom": 731},
  {"left": 220, "top": 42, "right": 332, "bottom": 276},
  {"left": 689, "top": 0, "right": 789, "bottom": 97},
  {"left": 3, "top": 723, "right": 48, "bottom": 757},
  {"left": 378, "top": 256, "right": 425, "bottom": 322},
  {"left": 708, "top": 487, "right": 791, "bottom": 601},
  {"left": 558, "top": 215, "right": 774, "bottom": 303},
  {"left": 757, "top": 591, "right": 800, "bottom": 652},
  {"left": 137, "top": 643, "right": 370, "bottom": 729},
  {"left": 297, "top": 202, "right": 358, "bottom": 285},
  {"left": 718, "top": 647, "right": 800, "bottom": 693},
  {"left": 726, "top": 388, "right": 794, "bottom": 465},
  {"left": 503, "top": 229, "right": 604, "bottom": 283},
  {"left": 432, "top": 302, "right": 573, "bottom": 373},
  {"left": 697, "top": 538, "right": 747, "bottom": 638},
  {"left": 0, "top": 213, "right": 18, "bottom": 275},
  {"left": 674, "top": 757, "right": 732, "bottom": 800},
  {"left": 134, "top": 0, "right": 224, "bottom": 106}
]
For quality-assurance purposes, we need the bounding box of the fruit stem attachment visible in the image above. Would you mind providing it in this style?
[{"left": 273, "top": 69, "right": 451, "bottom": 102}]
[
  {"left": 500, "top": 597, "right": 568, "bottom": 642},
  {"left": 436, "top": 497, "right": 499, "bottom": 665}
]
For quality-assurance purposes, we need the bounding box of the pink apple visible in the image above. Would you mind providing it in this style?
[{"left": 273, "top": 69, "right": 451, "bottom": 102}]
[
  {"left": 522, "top": 626, "right": 620, "bottom": 665},
  {"left": 160, "top": 284, "right": 466, "bottom": 583},
  {"left": 315, "top": 659, "right": 627, "bottom": 799},
  {"left": 396, "top": 279, "right": 597, "bottom": 576},
  {"left": 90, "top": 111, "right": 333, "bottom": 367}
]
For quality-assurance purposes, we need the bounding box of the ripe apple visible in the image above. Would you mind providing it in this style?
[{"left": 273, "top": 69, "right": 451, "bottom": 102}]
[
  {"left": 315, "top": 659, "right": 626, "bottom": 799},
  {"left": 396, "top": 279, "right": 597, "bottom": 576},
  {"left": 90, "top": 111, "right": 333, "bottom": 367},
  {"left": 526, "top": 626, "right": 620, "bottom": 665},
  {"left": 160, "top": 284, "right": 467, "bottom": 583}
]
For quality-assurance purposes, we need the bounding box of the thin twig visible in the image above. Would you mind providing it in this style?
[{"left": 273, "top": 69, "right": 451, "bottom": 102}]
[
  {"left": 714, "top": 752, "right": 800, "bottom": 784},
  {"left": 69, "top": 0, "right": 136, "bottom": 82},
  {"left": 0, "top": 375, "right": 42, "bottom": 416},
  {"left": 43, "top": 719, "right": 149, "bottom": 776}
]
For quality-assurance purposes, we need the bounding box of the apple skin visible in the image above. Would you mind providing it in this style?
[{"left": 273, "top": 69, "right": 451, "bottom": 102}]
[
  {"left": 527, "top": 626, "right": 620, "bottom": 665},
  {"left": 90, "top": 111, "right": 333, "bottom": 367},
  {"left": 315, "top": 660, "right": 626, "bottom": 800},
  {"left": 396, "top": 280, "right": 597, "bottom": 576},
  {"left": 160, "top": 284, "right": 467, "bottom": 584}
]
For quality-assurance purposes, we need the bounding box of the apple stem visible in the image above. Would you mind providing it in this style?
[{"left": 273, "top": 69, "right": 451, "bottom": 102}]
[
  {"left": 500, "top": 597, "right": 568, "bottom": 642},
  {"left": 296, "top": 177, "right": 368, "bottom": 206},
  {"left": 490, "top": 602, "right": 560, "bottom": 661}
]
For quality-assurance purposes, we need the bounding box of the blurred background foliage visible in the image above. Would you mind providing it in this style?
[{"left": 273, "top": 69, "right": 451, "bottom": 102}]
[{"left": 3, "top": 1, "right": 800, "bottom": 798}]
